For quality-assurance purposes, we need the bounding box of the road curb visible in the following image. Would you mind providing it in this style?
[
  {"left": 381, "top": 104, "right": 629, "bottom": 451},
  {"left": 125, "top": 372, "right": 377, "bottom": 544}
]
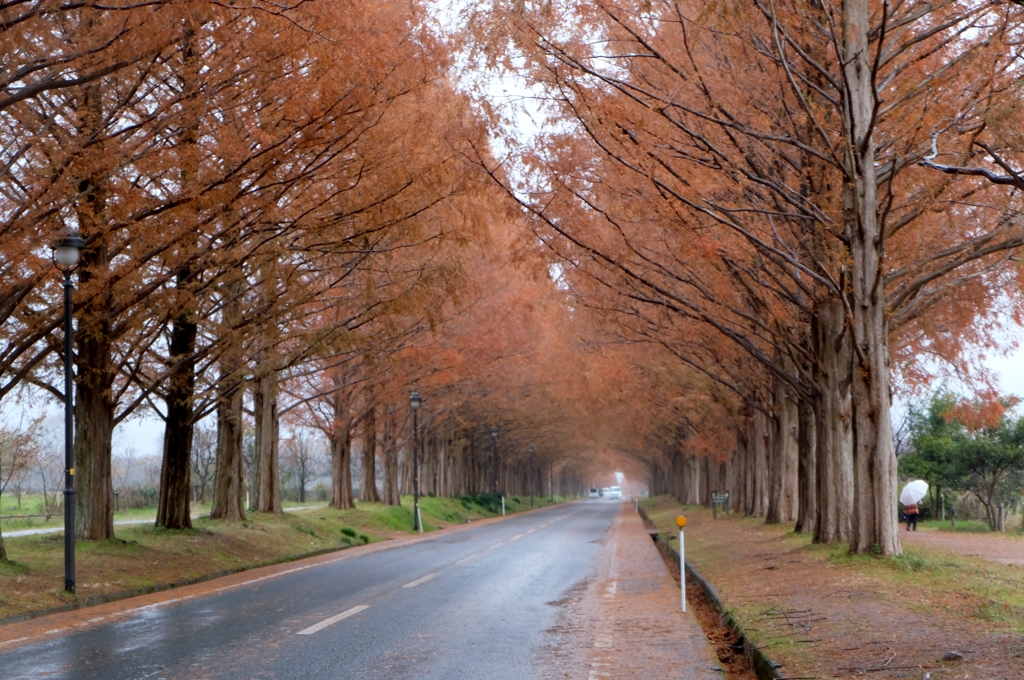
[{"left": 637, "top": 504, "right": 784, "bottom": 680}]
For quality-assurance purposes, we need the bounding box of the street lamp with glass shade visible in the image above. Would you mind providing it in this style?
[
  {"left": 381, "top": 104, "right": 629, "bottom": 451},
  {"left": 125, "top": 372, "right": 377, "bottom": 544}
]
[
  {"left": 51, "top": 231, "right": 84, "bottom": 594},
  {"left": 53, "top": 234, "right": 85, "bottom": 269},
  {"left": 410, "top": 392, "right": 422, "bottom": 531}
]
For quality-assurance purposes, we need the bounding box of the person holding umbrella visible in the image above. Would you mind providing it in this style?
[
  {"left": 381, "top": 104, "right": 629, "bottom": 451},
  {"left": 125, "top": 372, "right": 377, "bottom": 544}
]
[
  {"left": 904, "top": 502, "right": 920, "bottom": 531},
  {"left": 901, "top": 479, "right": 928, "bottom": 531}
]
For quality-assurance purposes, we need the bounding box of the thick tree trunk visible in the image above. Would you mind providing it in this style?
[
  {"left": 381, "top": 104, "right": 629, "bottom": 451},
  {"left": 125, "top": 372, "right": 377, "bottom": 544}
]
[
  {"left": 424, "top": 431, "right": 437, "bottom": 497},
  {"left": 735, "top": 427, "right": 750, "bottom": 513},
  {"left": 157, "top": 308, "right": 196, "bottom": 530},
  {"left": 254, "top": 371, "right": 281, "bottom": 513},
  {"left": 849, "top": 304, "right": 899, "bottom": 554},
  {"left": 381, "top": 407, "right": 400, "bottom": 505},
  {"left": 211, "top": 377, "right": 245, "bottom": 520},
  {"left": 211, "top": 275, "right": 246, "bottom": 520},
  {"left": 679, "top": 451, "right": 695, "bottom": 504},
  {"left": 842, "top": 0, "right": 900, "bottom": 556},
  {"left": 767, "top": 376, "right": 799, "bottom": 524},
  {"left": 813, "top": 300, "right": 853, "bottom": 544},
  {"left": 749, "top": 410, "right": 770, "bottom": 517},
  {"left": 401, "top": 436, "right": 413, "bottom": 497},
  {"left": 74, "top": 299, "right": 115, "bottom": 541},
  {"left": 360, "top": 404, "right": 380, "bottom": 503},
  {"left": 688, "top": 453, "right": 701, "bottom": 504},
  {"left": 795, "top": 399, "right": 817, "bottom": 534},
  {"left": 330, "top": 391, "right": 354, "bottom": 509}
]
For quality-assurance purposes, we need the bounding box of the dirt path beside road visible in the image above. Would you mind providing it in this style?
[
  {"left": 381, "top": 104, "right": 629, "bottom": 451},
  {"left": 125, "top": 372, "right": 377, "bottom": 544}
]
[
  {"left": 643, "top": 498, "right": 1024, "bottom": 680},
  {"left": 902, "top": 527, "right": 1024, "bottom": 566}
]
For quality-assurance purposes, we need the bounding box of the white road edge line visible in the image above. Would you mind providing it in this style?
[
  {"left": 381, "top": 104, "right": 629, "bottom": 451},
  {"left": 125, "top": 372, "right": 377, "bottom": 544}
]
[
  {"left": 401, "top": 573, "right": 438, "bottom": 589},
  {"left": 488, "top": 542, "right": 505, "bottom": 550},
  {"left": 510, "top": 533, "right": 524, "bottom": 540},
  {"left": 455, "top": 554, "right": 480, "bottom": 565},
  {"left": 297, "top": 605, "right": 369, "bottom": 635}
]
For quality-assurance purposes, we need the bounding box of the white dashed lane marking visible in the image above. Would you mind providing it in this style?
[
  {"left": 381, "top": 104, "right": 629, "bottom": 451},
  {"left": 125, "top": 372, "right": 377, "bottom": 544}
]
[
  {"left": 296, "top": 605, "right": 369, "bottom": 635},
  {"left": 401, "top": 573, "right": 439, "bottom": 589}
]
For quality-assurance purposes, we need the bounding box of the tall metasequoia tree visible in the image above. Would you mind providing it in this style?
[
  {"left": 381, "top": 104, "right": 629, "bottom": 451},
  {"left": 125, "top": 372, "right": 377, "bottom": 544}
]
[
  {"left": 72, "top": 75, "right": 117, "bottom": 540},
  {"left": 840, "top": 0, "right": 897, "bottom": 556},
  {"left": 156, "top": 24, "right": 203, "bottom": 530},
  {"left": 766, "top": 372, "right": 799, "bottom": 525}
]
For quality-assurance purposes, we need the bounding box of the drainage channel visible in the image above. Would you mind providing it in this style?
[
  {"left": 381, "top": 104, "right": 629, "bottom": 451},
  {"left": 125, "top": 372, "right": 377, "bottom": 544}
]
[{"left": 648, "top": 534, "right": 760, "bottom": 680}]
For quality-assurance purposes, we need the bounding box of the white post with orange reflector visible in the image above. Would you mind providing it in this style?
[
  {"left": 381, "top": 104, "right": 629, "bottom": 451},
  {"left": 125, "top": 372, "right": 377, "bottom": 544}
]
[{"left": 676, "top": 515, "right": 687, "bottom": 612}]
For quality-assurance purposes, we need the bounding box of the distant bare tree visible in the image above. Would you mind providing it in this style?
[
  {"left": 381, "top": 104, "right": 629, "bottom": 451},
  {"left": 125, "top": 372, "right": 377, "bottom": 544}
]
[
  {"left": 8, "top": 453, "right": 30, "bottom": 509},
  {"left": 141, "top": 454, "right": 163, "bottom": 492},
  {"left": 893, "top": 410, "right": 914, "bottom": 460},
  {"left": 0, "top": 417, "right": 42, "bottom": 561},
  {"left": 113, "top": 446, "right": 139, "bottom": 494},
  {"left": 36, "top": 448, "right": 63, "bottom": 513},
  {"left": 282, "top": 430, "right": 326, "bottom": 504},
  {"left": 190, "top": 425, "right": 217, "bottom": 504},
  {"left": 33, "top": 425, "right": 65, "bottom": 512},
  {"left": 1, "top": 418, "right": 41, "bottom": 508}
]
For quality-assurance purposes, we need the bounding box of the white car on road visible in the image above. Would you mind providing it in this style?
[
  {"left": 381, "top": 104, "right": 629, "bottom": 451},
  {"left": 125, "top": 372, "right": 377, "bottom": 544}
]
[{"left": 607, "top": 486, "right": 622, "bottom": 500}]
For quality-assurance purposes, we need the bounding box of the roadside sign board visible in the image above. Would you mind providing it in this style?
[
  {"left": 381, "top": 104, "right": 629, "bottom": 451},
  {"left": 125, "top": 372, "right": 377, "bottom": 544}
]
[{"left": 711, "top": 491, "right": 730, "bottom": 518}]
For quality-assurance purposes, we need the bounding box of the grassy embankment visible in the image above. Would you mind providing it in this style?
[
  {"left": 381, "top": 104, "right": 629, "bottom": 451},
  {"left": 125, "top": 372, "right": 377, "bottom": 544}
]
[
  {"left": 641, "top": 495, "right": 1024, "bottom": 675},
  {"left": 0, "top": 493, "right": 568, "bottom": 622},
  {"left": 0, "top": 495, "right": 326, "bottom": 531}
]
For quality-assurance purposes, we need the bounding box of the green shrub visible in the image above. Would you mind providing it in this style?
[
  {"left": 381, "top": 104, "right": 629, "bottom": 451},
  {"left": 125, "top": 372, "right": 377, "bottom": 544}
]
[
  {"left": 893, "top": 552, "right": 928, "bottom": 573},
  {"left": 340, "top": 527, "right": 357, "bottom": 538}
]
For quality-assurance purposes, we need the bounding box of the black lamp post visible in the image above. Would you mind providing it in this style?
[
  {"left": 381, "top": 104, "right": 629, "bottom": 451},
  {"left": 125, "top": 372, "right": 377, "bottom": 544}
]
[
  {"left": 491, "top": 426, "right": 499, "bottom": 514},
  {"left": 410, "top": 392, "right": 421, "bottom": 531},
  {"left": 528, "top": 446, "right": 534, "bottom": 507},
  {"left": 53, "top": 231, "right": 84, "bottom": 594}
]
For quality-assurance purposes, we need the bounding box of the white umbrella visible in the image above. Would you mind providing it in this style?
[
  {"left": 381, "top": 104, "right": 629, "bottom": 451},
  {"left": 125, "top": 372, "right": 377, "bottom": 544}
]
[{"left": 900, "top": 480, "right": 929, "bottom": 505}]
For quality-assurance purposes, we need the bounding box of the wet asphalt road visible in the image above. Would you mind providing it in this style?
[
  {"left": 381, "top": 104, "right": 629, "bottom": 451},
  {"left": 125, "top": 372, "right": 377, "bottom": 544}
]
[{"left": 0, "top": 501, "right": 619, "bottom": 679}]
